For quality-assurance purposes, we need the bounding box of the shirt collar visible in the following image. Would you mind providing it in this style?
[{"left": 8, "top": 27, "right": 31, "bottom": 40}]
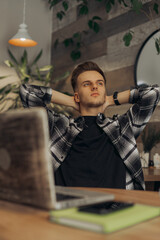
[
  {"left": 74, "top": 113, "right": 106, "bottom": 127},
  {"left": 97, "top": 113, "right": 106, "bottom": 123}
]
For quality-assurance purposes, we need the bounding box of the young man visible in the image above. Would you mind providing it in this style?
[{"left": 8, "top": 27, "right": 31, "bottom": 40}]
[{"left": 20, "top": 61, "right": 160, "bottom": 190}]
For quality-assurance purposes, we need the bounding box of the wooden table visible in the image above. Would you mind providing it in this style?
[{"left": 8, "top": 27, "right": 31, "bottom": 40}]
[
  {"left": 143, "top": 167, "right": 160, "bottom": 191},
  {"left": 0, "top": 188, "right": 160, "bottom": 240},
  {"left": 143, "top": 168, "right": 160, "bottom": 181}
]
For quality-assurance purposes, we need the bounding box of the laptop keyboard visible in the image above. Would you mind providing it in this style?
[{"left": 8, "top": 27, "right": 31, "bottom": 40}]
[{"left": 56, "top": 193, "right": 82, "bottom": 201}]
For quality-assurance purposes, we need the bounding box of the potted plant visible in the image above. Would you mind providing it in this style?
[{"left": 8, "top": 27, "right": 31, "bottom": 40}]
[{"left": 0, "top": 49, "right": 70, "bottom": 115}]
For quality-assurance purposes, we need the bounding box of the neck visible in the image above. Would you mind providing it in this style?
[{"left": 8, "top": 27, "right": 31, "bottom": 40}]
[{"left": 80, "top": 106, "right": 104, "bottom": 116}]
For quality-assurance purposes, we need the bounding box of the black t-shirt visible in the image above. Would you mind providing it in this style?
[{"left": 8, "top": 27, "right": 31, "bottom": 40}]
[{"left": 55, "top": 116, "right": 126, "bottom": 189}]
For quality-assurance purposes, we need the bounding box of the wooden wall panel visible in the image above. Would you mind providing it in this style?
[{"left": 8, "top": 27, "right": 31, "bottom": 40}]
[
  {"left": 105, "top": 65, "right": 135, "bottom": 95},
  {"left": 52, "top": 0, "right": 108, "bottom": 34},
  {"left": 107, "top": 0, "right": 152, "bottom": 20},
  {"left": 51, "top": 0, "right": 160, "bottom": 93},
  {"left": 51, "top": 1, "right": 157, "bottom": 50},
  {"left": 51, "top": 38, "right": 107, "bottom": 80}
]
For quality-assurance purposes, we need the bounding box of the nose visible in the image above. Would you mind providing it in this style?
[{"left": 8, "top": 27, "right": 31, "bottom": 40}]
[{"left": 91, "top": 83, "right": 98, "bottom": 91}]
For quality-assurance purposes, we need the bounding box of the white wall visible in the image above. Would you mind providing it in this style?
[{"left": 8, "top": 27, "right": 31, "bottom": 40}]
[{"left": 0, "top": 0, "right": 52, "bottom": 67}]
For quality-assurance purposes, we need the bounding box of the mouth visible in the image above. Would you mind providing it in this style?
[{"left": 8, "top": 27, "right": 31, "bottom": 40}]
[{"left": 91, "top": 93, "right": 99, "bottom": 97}]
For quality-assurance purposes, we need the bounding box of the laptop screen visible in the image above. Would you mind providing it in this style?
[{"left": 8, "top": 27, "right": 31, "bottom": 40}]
[{"left": 0, "top": 108, "right": 56, "bottom": 209}]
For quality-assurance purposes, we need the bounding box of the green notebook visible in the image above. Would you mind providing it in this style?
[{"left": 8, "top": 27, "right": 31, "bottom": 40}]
[{"left": 50, "top": 204, "right": 160, "bottom": 233}]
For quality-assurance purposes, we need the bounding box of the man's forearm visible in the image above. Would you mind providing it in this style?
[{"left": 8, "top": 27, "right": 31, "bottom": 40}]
[
  {"left": 108, "top": 90, "right": 130, "bottom": 106},
  {"left": 51, "top": 90, "right": 75, "bottom": 108},
  {"left": 19, "top": 84, "right": 77, "bottom": 109}
]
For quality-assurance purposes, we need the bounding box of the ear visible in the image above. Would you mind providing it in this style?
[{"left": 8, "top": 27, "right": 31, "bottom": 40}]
[{"left": 74, "top": 92, "right": 80, "bottom": 103}]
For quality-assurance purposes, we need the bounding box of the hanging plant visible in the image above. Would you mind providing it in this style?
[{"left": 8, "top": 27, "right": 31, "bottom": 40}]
[
  {"left": 155, "top": 37, "right": 160, "bottom": 55},
  {"left": 49, "top": 0, "right": 160, "bottom": 61}
]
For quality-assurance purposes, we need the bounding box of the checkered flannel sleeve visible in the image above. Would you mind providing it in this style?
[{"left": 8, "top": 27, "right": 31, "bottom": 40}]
[
  {"left": 128, "top": 85, "right": 160, "bottom": 138},
  {"left": 19, "top": 84, "right": 52, "bottom": 108}
]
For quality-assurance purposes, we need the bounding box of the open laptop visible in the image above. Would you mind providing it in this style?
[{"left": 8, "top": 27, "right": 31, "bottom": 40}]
[{"left": 0, "top": 108, "right": 114, "bottom": 210}]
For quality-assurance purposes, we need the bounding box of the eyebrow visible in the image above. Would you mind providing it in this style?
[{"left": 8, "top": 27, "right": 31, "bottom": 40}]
[{"left": 82, "top": 79, "right": 104, "bottom": 84}]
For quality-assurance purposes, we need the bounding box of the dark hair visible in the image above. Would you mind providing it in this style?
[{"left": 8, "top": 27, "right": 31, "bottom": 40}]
[{"left": 71, "top": 61, "right": 106, "bottom": 91}]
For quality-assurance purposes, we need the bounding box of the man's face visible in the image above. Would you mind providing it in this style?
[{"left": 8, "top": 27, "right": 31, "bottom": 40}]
[{"left": 74, "top": 70, "right": 106, "bottom": 108}]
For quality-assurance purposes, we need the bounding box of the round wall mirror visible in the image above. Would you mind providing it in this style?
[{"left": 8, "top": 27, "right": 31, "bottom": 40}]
[{"left": 134, "top": 29, "right": 160, "bottom": 86}]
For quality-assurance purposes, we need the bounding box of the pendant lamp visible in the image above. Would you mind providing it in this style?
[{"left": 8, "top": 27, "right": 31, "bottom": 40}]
[{"left": 8, "top": 0, "right": 37, "bottom": 47}]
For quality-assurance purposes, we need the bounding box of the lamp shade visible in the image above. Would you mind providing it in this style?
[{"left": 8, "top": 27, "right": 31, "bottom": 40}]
[{"left": 8, "top": 23, "right": 37, "bottom": 47}]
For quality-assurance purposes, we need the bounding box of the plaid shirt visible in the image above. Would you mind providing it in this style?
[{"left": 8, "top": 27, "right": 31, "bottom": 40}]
[{"left": 19, "top": 84, "right": 160, "bottom": 190}]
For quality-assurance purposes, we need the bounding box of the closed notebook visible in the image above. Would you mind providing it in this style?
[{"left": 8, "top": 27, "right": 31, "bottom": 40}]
[{"left": 49, "top": 204, "right": 160, "bottom": 233}]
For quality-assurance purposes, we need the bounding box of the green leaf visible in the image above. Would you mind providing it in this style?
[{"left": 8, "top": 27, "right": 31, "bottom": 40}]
[
  {"left": 70, "top": 49, "right": 81, "bottom": 61},
  {"left": 12, "top": 84, "right": 19, "bottom": 89},
  {"left": 39, "top": 65, "right": 53, "bottom": 71},
  {"left": 123, "top": 32, "right": 133, "bottom": 46},
  {"left": 4, "top": 60, "right": 14, "bottom": 68},
  {"left": 153, "top": 3, "right": 159, "bottom": 15},
  {"left": 35, "top": 66, "right": 43, "bottom": 81},
  {"left": 88, "top": 20, "right": 93, "bottom": 29},
  {"left": 18, "top": 65, "right": 29, "bottom": 75},
  {"left": 73, "top": 32, "right": 81, "bottom": 39},
  {"left": 131, "top": 0, "right": 142, "bottom": 13},
  {"left": 21, "top": 50, "right": 28, "bottom": 66},
  {"left": 49, "top": 0, "right": 58, "bottom": 9},
  {"left": 118, "top": 0, "right": 129, "bottom": 7},
  {"left": 18, "top": 68, "right": 30, "bottom": 79},
  {"left": 4, "top": 85, "right": 12, "bottom": 95},
  {"left": 8, "top": 49, "right": 18, "bottom": 65},
  {"left": 12, "top": 89, "right": 21, "bottom": 94},
  {"left": 93, "top": 22, "right": 100, "bottom": 33},
  {"left": 63, "top": 38, "right": 74, "bottom": 47},
  {"left": 106, "top": 2, "right": 112, "bottom": 13},
  {"left": 62, "top": 1, "right": 68, "bottom": 11},
  {"left": 23, "top": 49, "right": 28, "bottom": 61},
  {"left": 76, "top": 42, "right": 81, "bottom": 48},
  {"left": 88, "top": 18, "right": 101, "bottom": 33},
  {"left": 45, "top": 71, "right": 52, "bottom": 83},
  {"left": 30, "top": 49, "right": 43, "bottom": 67},
  {"left": 110, "top": 0, "right": 115, "bottom": 5},
  {"left": 78, "top": 4, "right": 88, "bottom": 15},
  {"left": 57, "top": 11, "right": 65, "bottom": 20},
  {"left": 23, "top": 77, "right": 30, "bottom": 83},
  {"left": 0, "top": 76, "right": 8, "bottom": 80},
  {"left": 155, "top": 38, "right": 160, "bottom": 55},
  {"left": 0, "top": 86, "right": 8, "bottom": 94},
  {"left": 92, "top": 16, "right": 102, "bottom": 21}
]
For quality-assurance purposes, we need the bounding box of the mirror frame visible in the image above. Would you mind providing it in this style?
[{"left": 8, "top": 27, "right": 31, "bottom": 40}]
[{"left": 134, "top": 29, "right": 160, "bottom": 87}]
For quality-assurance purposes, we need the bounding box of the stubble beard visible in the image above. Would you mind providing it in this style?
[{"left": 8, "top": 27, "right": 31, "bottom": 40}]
[
  {"left": 86, "top": 100, "right": 105, "bottom": 108},
  {"left": 81, "top": 94, "right": 106, "bottom": 108}
]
